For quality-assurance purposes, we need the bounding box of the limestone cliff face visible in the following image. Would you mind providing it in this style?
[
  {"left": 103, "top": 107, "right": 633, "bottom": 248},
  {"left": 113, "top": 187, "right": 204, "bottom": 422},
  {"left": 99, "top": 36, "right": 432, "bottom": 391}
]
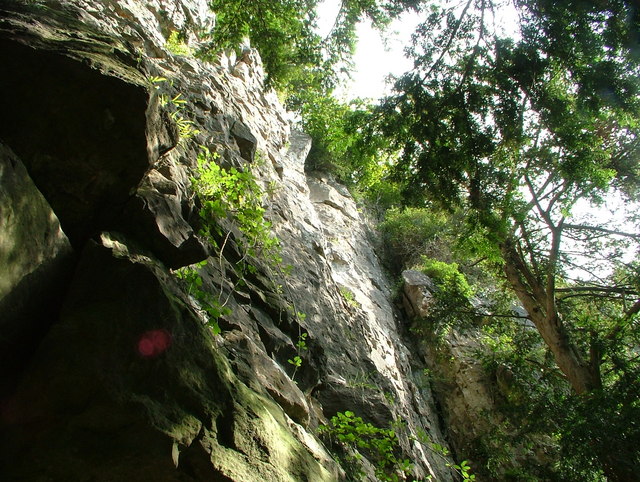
[{"left": 0, "top": 1, "right": 458, "bottom": 480}]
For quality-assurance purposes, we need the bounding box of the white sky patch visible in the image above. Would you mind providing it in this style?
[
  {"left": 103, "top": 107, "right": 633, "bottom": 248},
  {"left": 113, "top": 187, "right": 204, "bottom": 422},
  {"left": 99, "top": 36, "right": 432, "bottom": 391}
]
[
  {"left": 315, "top": 0, "right": 341, "bottom": 37},
  {"left": 343, "top": 19, "right": 417, "bottom": 100},
  {"left": 316, "top": 0, "right": 419, "bottom": 101},
  {"left": 317, "top": 0, "right": 521, "bottom": 101}
]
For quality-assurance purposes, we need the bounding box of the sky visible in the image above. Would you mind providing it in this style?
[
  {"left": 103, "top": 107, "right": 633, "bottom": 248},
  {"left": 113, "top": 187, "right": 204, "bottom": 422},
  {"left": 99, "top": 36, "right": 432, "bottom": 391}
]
[
  {"left": 315, "top": 0, "right": 521, "bottom": 100},
  {"left": 315, "top": 0, "right": 420, "bottom": 100}
]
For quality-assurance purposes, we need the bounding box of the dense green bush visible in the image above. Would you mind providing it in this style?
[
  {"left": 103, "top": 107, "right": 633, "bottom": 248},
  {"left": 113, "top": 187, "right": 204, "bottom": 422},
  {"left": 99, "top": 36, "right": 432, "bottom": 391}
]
[
  {"left": 416, "top": 257, "right": 473, "bottom": 300},
  {"left": 412, "top": 256, "right": 477, "bottom": 334},
  {"left": 378, "top": 207, "right": 451, "bottom": 272}
]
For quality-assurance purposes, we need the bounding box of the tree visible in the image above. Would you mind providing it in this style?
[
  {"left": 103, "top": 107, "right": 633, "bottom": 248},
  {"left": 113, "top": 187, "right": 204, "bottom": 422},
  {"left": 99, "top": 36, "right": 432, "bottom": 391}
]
[
  {"left": 204, "top": 0, "right": 422, "bottom": 92},
  {"left": 375, "top": 0, "right": 640, "bottom": 478}
]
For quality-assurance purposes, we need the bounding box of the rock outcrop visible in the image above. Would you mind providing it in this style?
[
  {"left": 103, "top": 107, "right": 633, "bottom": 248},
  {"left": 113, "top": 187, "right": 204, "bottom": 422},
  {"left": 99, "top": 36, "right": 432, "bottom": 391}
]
[
  {"left": 0, "top": 1, "right": 459, "bottom": 480},
  {"left": 402, "top": 269, "right": 556, "bottom": 479}
]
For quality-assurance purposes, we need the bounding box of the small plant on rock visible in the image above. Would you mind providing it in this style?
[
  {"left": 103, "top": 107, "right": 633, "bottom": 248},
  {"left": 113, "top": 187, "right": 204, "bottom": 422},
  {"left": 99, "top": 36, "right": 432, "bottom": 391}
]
[
  {"left": 287, "top": 355, "right": 302, "bottom": 369},
  {"left": 319, "top": 411, "right": 413, "bottom": 481},
  {"left": 174, "top": 262, "right": 231, "bottom": 334},
  {"left": 193, "top": 146, "right": 281, "bottom": 267},
  {"left": 165, "top": 30, "right": 193, "bottom": 56},
  {"left": 296, "top": 332, "right": 308, "bottom": 351},
  {"left": 339, "top": 286, "right": 359, "bottom": 309}
]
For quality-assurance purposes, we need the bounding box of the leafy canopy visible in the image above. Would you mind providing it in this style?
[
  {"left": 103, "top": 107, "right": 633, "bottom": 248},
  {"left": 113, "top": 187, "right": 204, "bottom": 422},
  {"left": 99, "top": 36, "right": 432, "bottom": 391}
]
[
  {"left": 204, "top": 0, "right": 422, "bottom": 92},
  {"left": 371, "top": 0, "right": 640, "bottom": 479}
]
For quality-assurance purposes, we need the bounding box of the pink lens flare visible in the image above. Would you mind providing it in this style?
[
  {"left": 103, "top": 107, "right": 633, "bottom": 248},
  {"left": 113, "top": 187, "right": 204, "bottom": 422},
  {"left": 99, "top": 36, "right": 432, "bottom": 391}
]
[{"left": 137, "top": 329, "right": 172, "bottom": 358}]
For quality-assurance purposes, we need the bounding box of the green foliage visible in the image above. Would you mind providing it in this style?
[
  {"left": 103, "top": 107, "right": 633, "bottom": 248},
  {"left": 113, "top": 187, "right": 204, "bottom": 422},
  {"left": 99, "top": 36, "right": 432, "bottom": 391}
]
[
  {"left": 453, "top": 460, "right": 476, "bottom": 481},
  {"left": 288, "top": 333, "right": 307, "bottom": 370},
  {"left": 319, "top": 411, "right": 413, "bottom": 481},
  {"left": 165, "top": 93, "right": 200, "bottom": 142},
  {"left": 339, "top": 286, "right": 359, "bottom": 308},
  {"left": 295, "top": 332, "right": 308, "bottom": 351},
  {"left": 551, "top": 376, "right": 640, "bottom": 480},
  {"left": 193, "top": 146, "right": 281, "bottom": 266},
  {"left": 165, "top": 30, "right": 193, "bottom": 56},
  {"left": 147, "top": 75, "right": 167, "bottom": 86},
  {"left": 174, "top": 262, "right": 231, "bottom": 334},
  {"left": 378, "top": 207, "right": 451, "bottom": 271},
  {"left": 147, "top": 77, "right": 200, "bottom": 144},
  {"left": 298, "top": 95, "right": 398, "bottom": 201},
  {"left": 412, "top": 256, "right": 476, "bottom": 335},
  {"left": 288, "top": 330, "right": 308, "bottom": 380},
  {"left": 346, "top": 370, "right": 378, "bottom": 391},
  {"left": 416, "top": 257, "right": 473, "bottom": 300},
  {"left": 203, "top": 0, "right": 320, "bottom": 90},
  {"left": 287, "top": 355, "right": 302, "bottom": 368}
]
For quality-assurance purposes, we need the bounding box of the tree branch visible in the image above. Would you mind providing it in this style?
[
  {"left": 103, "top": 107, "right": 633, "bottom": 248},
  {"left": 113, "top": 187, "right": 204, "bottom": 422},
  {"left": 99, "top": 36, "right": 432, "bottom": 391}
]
[
  {"left": 420, "top": 0, "right": 474, "bottom": 84},
  {"left": 546, "top": 220, "right": 564, "bottom": 328},
  {"left": 455, "top": 0, "right": 486, "bottom": 91},
  {"left": 625, "top": 298, "right": 640, "bottom": 318},
  {"left": 563, "top": 223, "right": 640, "bottom": 240},
  {"left": 556, "top": 286, "right": 638, "bottom": 295}
]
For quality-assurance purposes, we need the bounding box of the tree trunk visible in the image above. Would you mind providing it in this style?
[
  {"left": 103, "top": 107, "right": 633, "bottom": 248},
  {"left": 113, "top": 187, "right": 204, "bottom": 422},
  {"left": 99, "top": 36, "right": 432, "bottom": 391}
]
[
  {"left": 501, "top": 243, "right": 600, "bottom": 394},
  {"left": 501, "top": 242, "right": 640, "bottom": 480}
]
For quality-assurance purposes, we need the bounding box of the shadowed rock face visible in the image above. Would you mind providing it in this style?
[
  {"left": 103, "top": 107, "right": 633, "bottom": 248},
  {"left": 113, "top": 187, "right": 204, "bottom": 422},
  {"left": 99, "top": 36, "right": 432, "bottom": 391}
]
[
  {"left": 0, "top": 0, "right": 462, "bottom": 480},
  {"left": 1, "top": 233, "right": 339, "bottom": 481},
  {"left": 0, "top": 144, "right": 75, "bottom": 397},
  {"left": 0, "top": 38, "right": 150, "bottom": 247}
]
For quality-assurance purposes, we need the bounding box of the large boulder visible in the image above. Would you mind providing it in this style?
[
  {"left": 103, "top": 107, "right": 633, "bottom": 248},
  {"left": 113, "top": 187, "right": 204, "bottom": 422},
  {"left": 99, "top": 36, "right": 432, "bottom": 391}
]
[
  {"left": 0, "top": 232, "right": 340, "bottom": 481},
  {"left": 0, "top": 143, "right": 75, "bottom": 397},
  {"left": 402, "top": 270, "right": 436, "bottom": 318}
]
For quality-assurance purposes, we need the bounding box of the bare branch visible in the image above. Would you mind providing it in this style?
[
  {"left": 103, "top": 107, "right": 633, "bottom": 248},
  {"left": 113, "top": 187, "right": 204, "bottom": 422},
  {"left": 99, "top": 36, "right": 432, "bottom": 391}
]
[
  {"left": 420, "top": 0, "right": 474, "bottom": 84},
  {"left": 524, "top": 173, "right": 558, "bottom": 228},
  {"left": 557, "top": 292, "right": 631, "bottom": 302},
  {"left": 563, "top": 223, "right": 640, "bottom": 240},
  {"left": 546, "top": 181, "right": 571, "bottom": 213},
  {"left": 455, "top": 309, "right": 531, "bottom": 319},
  {"left": 556, "top": 286, "right": 638, "bottom": 295},
  {"left": 546, "top": 220, "right": 564, "bottom": 324},
  {"left": 517, "top": 222, "right": 543, "bottom": 279}
]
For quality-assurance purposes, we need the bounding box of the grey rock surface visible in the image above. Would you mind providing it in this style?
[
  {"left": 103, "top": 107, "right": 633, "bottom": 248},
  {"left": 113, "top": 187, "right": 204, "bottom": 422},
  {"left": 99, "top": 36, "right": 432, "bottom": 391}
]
[
  {"left": 0, "top": 0, "right": 463, "bottom": 479},
  {"left": 402, "top": 270, "right": 437, "bottom": 318}
]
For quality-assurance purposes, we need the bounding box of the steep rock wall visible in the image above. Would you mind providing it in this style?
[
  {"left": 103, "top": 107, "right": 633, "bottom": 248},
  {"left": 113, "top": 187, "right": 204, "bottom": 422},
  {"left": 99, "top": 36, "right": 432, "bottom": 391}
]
[{"left": 0, "top": 1, "right": 457, "bottom": 479}]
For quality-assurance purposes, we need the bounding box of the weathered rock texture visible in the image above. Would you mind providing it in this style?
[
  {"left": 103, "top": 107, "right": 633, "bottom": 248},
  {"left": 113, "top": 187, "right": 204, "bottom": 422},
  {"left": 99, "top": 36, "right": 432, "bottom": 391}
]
[
  {"left": 0, "top": 0, "right": 459, "bottom": 480},
  {"left": 402, "top": 269, "right": 555, "bottom": 479}
]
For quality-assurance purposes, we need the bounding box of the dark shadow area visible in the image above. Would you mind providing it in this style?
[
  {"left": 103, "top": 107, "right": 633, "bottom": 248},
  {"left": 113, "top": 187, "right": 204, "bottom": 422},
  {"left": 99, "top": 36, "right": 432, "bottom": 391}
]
[
  {"left": 0, "top": 38, "right": 150, "bottom": 247},
  {"left": 0, "top": 254, "right": 76, "bottom": 398}
]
